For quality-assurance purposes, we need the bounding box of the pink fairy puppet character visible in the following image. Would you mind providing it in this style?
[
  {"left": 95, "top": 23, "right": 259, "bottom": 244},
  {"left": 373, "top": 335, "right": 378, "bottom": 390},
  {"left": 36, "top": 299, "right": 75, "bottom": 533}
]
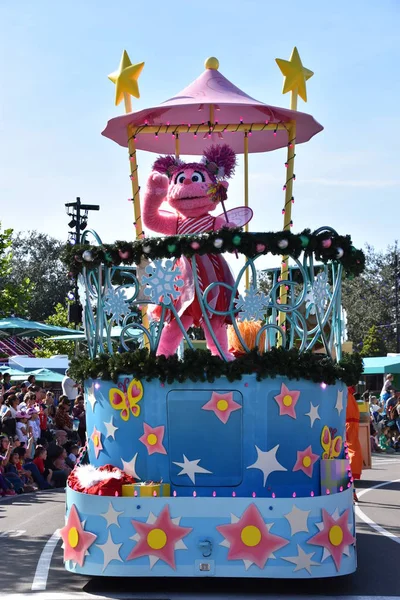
[{"left": 142, "top": 144, "right": 252, "bottom": 360}]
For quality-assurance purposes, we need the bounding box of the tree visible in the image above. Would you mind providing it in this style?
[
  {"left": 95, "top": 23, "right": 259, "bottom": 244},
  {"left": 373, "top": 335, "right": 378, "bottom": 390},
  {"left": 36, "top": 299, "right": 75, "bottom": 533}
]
[
  {"left": 360, "top": 325, "right": 387, "bottom": 357},
  {"left": 7, "top": 231, "right": 71, "bottom": 321},
  {"left": 33, "top": 303, "right": 76, "bottom": 358},
  {"left": 342, "top": 243, "right": 397, "bottom": 353},
  {"left": 0, "top": 223, "right": 32, "bottom": 316}
]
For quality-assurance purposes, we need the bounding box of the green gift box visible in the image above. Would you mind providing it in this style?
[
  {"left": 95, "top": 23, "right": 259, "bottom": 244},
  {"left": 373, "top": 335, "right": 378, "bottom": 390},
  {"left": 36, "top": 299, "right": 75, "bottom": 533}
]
[{"left": 320, "top": 459, "right": 349, "bottom": 494}]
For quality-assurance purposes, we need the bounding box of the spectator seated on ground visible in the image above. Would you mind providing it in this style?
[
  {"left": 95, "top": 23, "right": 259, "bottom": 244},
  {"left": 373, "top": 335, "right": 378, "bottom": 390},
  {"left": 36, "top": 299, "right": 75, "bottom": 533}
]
[
  {"left": 5, "top": 450, "right": 37, "bottom": 493},
  {"left": 55, "top": 396, "right": 73, "bottom": 434},
  {"left": 33, "top": 445, "right": 53, "bottom": 486},
  {"left": 1, "top": 394, "right": 19, "bottom": 437},
  {"left": 45, "top": 444, "right": 71, "bottom": 488},
  {"left": 15, "top": 446, "right": 52, "bottom": 490}
]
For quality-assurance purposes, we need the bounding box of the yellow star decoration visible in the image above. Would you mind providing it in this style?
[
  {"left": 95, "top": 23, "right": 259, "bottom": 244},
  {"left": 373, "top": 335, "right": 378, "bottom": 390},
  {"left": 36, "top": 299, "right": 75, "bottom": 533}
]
[
  {"left": 108, "top": 50, "right": 144, "bottom": 106},
  {"left": 275, "top": 47, "right": 313, "bottom": 103}
]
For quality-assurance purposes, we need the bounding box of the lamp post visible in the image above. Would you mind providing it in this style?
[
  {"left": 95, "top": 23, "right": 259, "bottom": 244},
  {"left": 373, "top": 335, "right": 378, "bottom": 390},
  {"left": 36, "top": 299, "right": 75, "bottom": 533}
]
[
  {"left": 394, "top": 243, "right": 400, "bottom": 353},
  {"left": 65, "top": 197, "right": 100, "bottom": 325}
]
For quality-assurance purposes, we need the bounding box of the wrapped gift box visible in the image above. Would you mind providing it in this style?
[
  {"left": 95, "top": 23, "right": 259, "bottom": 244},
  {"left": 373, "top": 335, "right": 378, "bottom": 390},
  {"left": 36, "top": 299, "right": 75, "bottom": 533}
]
[
  {"left": 320, "top": 459, "right": 350, "bottom": 494},
  {"left": 122, "top": 482, "right": 170, "bottom": 497}
]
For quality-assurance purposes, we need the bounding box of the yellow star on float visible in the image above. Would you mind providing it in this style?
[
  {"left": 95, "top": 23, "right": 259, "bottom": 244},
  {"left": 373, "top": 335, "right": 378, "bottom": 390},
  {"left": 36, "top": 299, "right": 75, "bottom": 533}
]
[
  {"left": 108, "top": 50, "right": 144, "bottom": 106},
  {"left": 275, "top": 47, "right": 313, "bottom": 103}
]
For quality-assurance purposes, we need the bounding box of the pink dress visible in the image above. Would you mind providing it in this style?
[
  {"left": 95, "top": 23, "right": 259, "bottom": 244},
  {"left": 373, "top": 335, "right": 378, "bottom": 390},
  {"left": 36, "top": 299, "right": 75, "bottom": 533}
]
[{"left": 153, "top": 214, "right": 235, "bottom": 326}]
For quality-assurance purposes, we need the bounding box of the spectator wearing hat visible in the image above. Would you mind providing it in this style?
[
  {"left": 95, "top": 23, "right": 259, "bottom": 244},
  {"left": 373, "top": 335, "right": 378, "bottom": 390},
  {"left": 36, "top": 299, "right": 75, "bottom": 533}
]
[{"left": 27, "top": 407, "right": 41, "bottom": 443}]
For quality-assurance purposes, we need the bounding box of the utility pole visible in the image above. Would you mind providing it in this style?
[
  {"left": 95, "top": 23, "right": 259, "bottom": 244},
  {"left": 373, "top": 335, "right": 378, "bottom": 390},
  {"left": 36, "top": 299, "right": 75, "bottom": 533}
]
[
  {"left": 65, "top": 197, "right": 100, "bottom": 325},
  {"left": 395, "top": 243, "right": 400, "bottom": 353}
]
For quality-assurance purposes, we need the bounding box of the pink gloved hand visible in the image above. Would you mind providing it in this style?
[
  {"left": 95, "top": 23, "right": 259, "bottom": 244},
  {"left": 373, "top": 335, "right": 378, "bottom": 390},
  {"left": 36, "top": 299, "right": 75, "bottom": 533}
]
[{"left": 146, "top": 172, "right": 169, "bottom": 205}]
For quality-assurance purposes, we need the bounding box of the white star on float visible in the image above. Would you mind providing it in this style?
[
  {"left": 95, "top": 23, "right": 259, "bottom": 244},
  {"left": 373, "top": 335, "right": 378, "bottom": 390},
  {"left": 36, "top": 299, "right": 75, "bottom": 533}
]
[
  {"left": 305, "top": 402, "right": 320, "bottom": 427},
  {"left": 96, "top": 531, "right": 123, "bottom": 572},
  {"left": 284, "top": 505, "right": 310, "bottom": 535},
  {"left": 121, "top": 453, "right": 141, "bottom": 480},
  {"left": 247, "top": 445, "right": 287, "bottom": 487},
  {"left": 172, "top": 454, "right": 212, "bottom": 484},
  {"left": 86, "top": 382, "right": 97, "bottom": 412},
  {"left": 104, "top": 416, "right": 118, "bottom": 440},
  {"left": 283, "top": 544, "right": 319, "bottom": 574},
  {"left": 101, "top": 502, "right": 124, "bottom": 528},
  {"left": 335, "top": 390, "right": 344, "bottom": 416}
]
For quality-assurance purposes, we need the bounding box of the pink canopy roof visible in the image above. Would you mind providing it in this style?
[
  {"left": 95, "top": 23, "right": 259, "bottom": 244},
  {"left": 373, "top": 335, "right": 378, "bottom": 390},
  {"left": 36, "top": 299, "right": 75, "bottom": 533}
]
[{"left": 101, "top": 63, "right": 323, "bottom": 155}]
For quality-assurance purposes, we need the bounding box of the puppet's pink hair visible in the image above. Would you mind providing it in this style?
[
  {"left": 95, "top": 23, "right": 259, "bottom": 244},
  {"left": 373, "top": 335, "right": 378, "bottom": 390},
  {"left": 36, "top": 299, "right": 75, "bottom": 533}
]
[{"left": 152, "top": 155, "right": 183, "bottom": 178}]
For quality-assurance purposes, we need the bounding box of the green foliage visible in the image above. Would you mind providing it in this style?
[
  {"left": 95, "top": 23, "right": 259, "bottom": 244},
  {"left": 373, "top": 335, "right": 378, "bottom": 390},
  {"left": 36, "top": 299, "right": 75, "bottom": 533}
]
[
  {"left": 7, "top": 231, "right": 70, "bottom": 321},
  {"left": 0, "top": 223, "right": 32, "bottom": 316},
  {"left": 33, "top": 303, "right": 76, "bottom": 358},
  {"left": 64, "top": 228, "right": 365, "bottom": 279},
  {"left": 69, "top": 346, "right": 363, "bottom": 387},
  {"left": 360, "top": 325, "right": 387, "bottom": 357},
  {"left": 342, "top": 244, "right": 397, "bottom": 353}
]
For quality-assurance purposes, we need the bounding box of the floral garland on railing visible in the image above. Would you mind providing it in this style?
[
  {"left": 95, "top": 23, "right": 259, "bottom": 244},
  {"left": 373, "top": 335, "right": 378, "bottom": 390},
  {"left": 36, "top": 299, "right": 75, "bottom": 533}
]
[
  {"left": 64, "top": 227, "right": 365, "bottom": 278},
  {"left": 69, "top": 347, "right": 363, "bottom": 387}
]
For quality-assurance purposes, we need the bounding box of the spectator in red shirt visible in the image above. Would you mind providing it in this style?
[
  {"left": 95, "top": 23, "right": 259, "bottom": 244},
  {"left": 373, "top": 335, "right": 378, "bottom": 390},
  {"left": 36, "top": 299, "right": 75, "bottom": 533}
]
[{"left": 33, "top": 445, "right": 53, "bottom": 485}]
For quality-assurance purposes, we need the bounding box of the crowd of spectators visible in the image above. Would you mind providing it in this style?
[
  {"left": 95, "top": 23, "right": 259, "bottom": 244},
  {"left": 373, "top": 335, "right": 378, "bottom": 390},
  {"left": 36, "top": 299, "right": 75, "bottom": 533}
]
[
  {"left": 363, "top": 374, "right": 400, "bottom": 454},
  {"left": 0, "top": 372, "right": 86, "bottom": 496}
]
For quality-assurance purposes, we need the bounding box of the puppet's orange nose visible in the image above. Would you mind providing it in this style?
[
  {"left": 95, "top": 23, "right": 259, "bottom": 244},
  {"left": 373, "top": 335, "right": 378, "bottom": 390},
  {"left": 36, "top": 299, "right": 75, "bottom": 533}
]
[{"left": 183, "top": 178, "right": 192, "bottom": 185}]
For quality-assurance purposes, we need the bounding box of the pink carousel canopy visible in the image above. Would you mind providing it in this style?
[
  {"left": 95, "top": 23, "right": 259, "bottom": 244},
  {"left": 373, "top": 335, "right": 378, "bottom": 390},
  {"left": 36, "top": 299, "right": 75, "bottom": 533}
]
[{"left": 101, "top": 62, "right": 323, "bottom": 155}]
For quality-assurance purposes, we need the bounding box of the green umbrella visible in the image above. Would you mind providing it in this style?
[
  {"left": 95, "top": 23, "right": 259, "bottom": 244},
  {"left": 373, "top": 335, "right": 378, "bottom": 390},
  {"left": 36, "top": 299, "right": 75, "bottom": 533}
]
[
  {"left": 10, "top": 368, "right": 64, "bottom": 383},
  {"left": 0, "top": 317, "right": 83, "bottom": 339}
]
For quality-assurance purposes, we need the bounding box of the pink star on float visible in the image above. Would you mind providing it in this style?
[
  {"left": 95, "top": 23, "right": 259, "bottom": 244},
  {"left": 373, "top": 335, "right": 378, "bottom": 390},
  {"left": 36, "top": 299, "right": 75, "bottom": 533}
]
[
  {"left": 60, "top": 504, "right": 97, "bottom": 567},
  {"left": 307, "top": 508, "right": 355, "bottom": 571},
  {"left": 216, "top": 503, "right": 289, "bottom": 569},
  {"left": 127, "top": 505, "right": 192, "bottom": 569},
  {"left": 273, "top": 383, "right": 300, "bottom": 419},
  {"left": 91, "top": 426, "right": 103, "bottom": 459},
  {"left": 139, "top": 423, "right": 167, "bottom": 455},
  {"left": 293, "top": 445, "right": 319, "bottom": 478},
  {"left": 201, "top": 391, "right": 242, "bottom": 424}
]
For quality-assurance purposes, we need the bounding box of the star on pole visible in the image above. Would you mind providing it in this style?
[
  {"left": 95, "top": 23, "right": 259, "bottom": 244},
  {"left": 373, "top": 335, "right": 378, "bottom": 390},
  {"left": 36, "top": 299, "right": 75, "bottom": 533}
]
[
  {"left": 108, "top": 50, "right": 144, "bottom": 106},
  {"left": 275, "top": 47, "right": 314, "bottom": 102},
  {"left": 247, "top": 445, "right": 287, "bottom": 487},
  {"left": 172, "top": 454, "right": 212, "bottom": 484}
]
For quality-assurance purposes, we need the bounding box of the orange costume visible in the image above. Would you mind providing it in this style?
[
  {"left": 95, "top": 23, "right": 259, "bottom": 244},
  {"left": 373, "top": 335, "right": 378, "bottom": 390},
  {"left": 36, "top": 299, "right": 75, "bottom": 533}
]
[{"left": 346, "top": 387, "right": 363, "bottom": 480}]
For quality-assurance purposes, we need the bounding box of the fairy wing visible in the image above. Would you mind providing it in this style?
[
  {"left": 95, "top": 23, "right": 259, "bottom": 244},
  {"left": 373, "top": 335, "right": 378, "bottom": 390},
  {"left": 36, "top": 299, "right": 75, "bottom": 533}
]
[{"left": 214, "top": 207, "right": 254, "bottom": 230}]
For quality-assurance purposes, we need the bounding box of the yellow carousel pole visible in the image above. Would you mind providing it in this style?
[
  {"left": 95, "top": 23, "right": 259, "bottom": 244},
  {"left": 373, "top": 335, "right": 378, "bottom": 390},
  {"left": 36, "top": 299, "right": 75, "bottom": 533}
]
[
  {"left": 108, "top": 50, "right": 150, "bottom": 344},
  {"left": 275, "top": 47, "right": 314, "bottom": 340},
  {"left": 244, "top": 131, "right": 250, "bottom": 288}
]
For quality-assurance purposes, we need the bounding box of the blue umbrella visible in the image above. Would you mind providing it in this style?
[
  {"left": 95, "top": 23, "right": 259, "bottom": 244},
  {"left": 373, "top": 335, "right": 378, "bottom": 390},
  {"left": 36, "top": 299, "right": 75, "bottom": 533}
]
[{"left": 0, "top": 317, "right": 83, "bottom": 339}]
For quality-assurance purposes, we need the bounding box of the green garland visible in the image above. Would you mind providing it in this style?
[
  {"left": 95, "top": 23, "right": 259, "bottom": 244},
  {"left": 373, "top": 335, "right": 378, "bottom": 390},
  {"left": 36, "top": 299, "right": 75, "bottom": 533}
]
[
  {"left": 69, "top": 347, "right": 363, "bottom": 387},
  {"left": 64, "top": 227, "right": 365, "bottom": 278}
]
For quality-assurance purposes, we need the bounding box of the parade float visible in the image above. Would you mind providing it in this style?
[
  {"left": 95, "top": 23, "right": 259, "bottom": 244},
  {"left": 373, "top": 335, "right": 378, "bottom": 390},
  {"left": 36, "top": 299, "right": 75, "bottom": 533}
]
[{"left": 62, "top": 49, "right": 364, "bottom": 578}]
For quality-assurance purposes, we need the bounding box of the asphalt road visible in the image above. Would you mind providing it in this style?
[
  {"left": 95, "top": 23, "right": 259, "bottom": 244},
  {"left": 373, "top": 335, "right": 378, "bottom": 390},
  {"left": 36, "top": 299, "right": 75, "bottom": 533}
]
[{"left": 1, "top": 453, "right": 399, "bottom": 600}]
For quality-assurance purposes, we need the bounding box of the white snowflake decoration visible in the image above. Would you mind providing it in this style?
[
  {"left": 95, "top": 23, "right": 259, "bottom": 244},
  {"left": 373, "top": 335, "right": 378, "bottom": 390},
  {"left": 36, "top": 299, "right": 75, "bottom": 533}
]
[
  {"left": 312, "top": 272, "right": 330, "bottom": 313},
  {"left": 235, "top": 287, "right": 269, "bottom": 322},
  {"left": 142, "top": 259, "right": 184, "bottom": 306},
  {"left": 104, "top": 287, "right": 129, "bottom": 323},
  {"left": 304, "top": 289, "right": 316, "bottom": 316}
]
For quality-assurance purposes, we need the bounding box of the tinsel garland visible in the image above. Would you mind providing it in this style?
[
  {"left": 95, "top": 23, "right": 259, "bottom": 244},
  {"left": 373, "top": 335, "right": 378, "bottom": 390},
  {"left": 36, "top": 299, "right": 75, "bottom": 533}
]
[
  {"left": 64, "top": 227, "right": 365, "bottom": 278},
  {"left": 69, "top": 347, "right": 363, "bottom": 387}
]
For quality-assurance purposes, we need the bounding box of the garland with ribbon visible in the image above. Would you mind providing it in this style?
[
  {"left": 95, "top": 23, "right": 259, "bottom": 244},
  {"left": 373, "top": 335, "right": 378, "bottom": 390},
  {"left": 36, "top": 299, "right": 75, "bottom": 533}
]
[
  {"left": 69, "top": 347, "right": 363, "bottom": 387},
  {"left": 64, "top": 227, "right": 365, "bottom": 278}
]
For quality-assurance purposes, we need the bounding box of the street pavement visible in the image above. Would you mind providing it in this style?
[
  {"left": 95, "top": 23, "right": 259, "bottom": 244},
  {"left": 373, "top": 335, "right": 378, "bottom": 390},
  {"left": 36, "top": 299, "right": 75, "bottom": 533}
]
[{"left": 1, "top": 453, "right": 399, "bottom": 600}]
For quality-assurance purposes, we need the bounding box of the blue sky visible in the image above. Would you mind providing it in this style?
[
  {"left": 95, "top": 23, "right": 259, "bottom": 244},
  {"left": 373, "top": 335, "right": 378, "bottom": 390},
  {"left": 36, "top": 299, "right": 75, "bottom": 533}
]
[{"left": 1, "top": 0, "right": 399, "bottom": 257}]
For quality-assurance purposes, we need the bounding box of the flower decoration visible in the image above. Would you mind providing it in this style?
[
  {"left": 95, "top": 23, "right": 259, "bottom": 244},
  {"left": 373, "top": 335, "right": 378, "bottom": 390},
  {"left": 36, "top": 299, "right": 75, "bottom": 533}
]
[
  {"left": 142, "top": 259, "right": 184, "bottom": 305},
  {"left": 216, "top": 504, "right": 288, "bottom": 569},
  {"left": 293, "top": 445, "right": 319, "bottom": 478},
  {"left": 128, "top": 505, "right": 192, "bottom": 569},
  {"left": 139, "top": 423, "right": 167, "bottom": 455},
  {"left": 307, "top": 508, "right": 355, "bottom": 571},
  {"left": 201, "top": 391, "right": 241, "bottom": 424},
  {"left": 234, "top": 287, "right": 269, "bottom": 322},
  {"left": 109, "top": 377, "right": 143, "bottom": 421},
  {"left": 104, "top": 286, "right": 130, "bottom": 324},
  {"left": 312, "top": 271, "right": 330, "bottom": 313},
  {"left": 90, "top": 426, "right": 103, "bottom": 459},
  {"left": 321, "top": 426, "right": 342, "bottom": 459},
  {"left": 273, "top": 383, "right": 300, "bottom": 419},
  {"left": 60, "top": 504, "right": 97, "bottom": 567}
]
